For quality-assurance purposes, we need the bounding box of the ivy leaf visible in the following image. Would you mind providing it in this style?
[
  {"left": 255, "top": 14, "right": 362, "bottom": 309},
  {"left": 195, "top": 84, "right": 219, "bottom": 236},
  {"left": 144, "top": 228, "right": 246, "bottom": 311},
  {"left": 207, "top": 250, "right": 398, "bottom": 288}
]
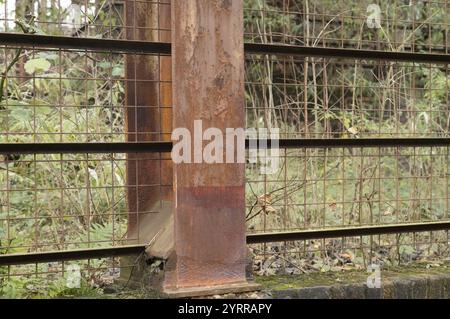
[
  {"left": 24, "top": 58, "right": 51, "bottom": 74},
  {"left": 97, "top": 61, "right": 112, "bottom": 69},
  {"left": 112, "top": 66, "right": 124, "bottom": 77},
  {"left": 10, "top": 107, "right": 32, "bottom": 122}
]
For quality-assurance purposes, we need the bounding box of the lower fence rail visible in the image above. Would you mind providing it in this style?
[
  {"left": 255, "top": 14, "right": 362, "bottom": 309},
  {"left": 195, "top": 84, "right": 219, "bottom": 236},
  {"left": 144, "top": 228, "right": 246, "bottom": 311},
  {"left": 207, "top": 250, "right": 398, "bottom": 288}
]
[{"left": 1, "top": 221, "right": 449, "bottom": 266}]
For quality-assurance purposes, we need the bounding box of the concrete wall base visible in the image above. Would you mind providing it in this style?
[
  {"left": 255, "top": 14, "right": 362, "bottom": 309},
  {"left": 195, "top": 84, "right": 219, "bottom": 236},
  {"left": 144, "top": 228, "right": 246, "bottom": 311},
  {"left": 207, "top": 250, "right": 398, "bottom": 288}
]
[{"left": 270, "top": 274, "right": 450, "bottom": 299}]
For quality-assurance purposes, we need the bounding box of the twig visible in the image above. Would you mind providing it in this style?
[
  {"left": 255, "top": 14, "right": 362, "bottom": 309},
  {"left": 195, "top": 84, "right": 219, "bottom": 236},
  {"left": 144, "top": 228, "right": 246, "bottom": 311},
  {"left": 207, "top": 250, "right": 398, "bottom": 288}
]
[{"left": 0, "top": 18, "right": 36, "bottom": 104}]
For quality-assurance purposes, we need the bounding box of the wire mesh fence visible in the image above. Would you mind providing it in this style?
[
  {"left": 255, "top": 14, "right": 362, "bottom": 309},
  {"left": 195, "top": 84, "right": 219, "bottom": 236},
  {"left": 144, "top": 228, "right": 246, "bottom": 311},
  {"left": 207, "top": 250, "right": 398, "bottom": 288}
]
[
  {"left": 245, "top": 57, "right": 449, "bottom": 138},
  {"left": 246, "top": 146, "right": 449, "bottom": 274},
  {"left": 0, "top": 0, "right": 171, "bottom": 40},
  {"left": 0, "top": 0, "right": 171, "bottom": 295},
  {"left": 244, "top": 0, "right": 449, "bottom": 53},
  {"left": 244, "top": 0, "right": 450, "bottom": 275},
  {"left": 0, "top": 0, "right": 448, "bottom": 296}
]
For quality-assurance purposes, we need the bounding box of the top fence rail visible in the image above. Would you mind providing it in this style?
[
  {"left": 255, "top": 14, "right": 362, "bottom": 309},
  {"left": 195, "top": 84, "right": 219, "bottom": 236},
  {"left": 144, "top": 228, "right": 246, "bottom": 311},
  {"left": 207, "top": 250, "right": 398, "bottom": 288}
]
[{"left": 1, "top": 33, "right": 449, "bottom": 64}]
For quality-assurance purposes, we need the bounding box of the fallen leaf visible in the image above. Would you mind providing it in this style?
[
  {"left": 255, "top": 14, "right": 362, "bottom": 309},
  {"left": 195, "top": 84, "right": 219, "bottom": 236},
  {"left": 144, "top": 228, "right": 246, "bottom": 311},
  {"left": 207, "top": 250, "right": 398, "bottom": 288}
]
[{"left": 347, "top": 127, "right": 359, "bottom": 135}]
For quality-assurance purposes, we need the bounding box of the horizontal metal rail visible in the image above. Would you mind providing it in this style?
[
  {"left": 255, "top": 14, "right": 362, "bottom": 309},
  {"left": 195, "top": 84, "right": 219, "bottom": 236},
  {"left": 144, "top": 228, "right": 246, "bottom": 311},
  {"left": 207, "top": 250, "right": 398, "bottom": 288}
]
[
  {"left": 0, "top": 138, "right": 448, "bottom": 154},
  {"left": 0, "top": 32, "right": 171, "bottom": 54},
  {"left": 246, "top": 221, "right": 450, "bottom": 244},
  {"left": 0, "top": 142, "right": 173, "bottom": 154},
  {"left": 1, "top": 221, "right": 450, "bottom": 266},
  {"left": 256, "top": 138, "right": 450, "bottom": 149},
  {"left": 0, "top": 245, "right": 146, "bottom": 266},
  {"left": 0, "top": 33, "right": 449, "bottom": 64},
  {"left": 245, "top": 43, "right": 450, "bottom": 64}
]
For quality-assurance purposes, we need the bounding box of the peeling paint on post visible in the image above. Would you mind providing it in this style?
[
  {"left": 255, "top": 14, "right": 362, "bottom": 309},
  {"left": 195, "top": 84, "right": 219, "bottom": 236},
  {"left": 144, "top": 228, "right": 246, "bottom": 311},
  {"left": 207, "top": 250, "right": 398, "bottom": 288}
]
[{"left": 168, "top": 0, "right": 253, "bottom": 292}]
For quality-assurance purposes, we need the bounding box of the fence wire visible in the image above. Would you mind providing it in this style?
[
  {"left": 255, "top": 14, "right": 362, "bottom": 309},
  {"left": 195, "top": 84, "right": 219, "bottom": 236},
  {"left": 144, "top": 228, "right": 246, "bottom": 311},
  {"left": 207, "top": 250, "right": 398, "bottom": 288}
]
[
  {"left": 0, "top": 0, "right": 448, "bottom": 295},
  {"left": 244, "top": 0, "right": 449, "bottom": 275},
  {"left": 0, "top": 0, "right": 171, "bottom": 294}
]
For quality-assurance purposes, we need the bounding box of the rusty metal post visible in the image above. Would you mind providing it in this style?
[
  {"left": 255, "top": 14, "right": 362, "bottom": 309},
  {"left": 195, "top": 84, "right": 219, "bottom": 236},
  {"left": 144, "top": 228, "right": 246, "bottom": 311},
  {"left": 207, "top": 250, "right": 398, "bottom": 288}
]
[
  {"left": 165, "top": 0, "right": 259, "bottom": 296},
  {"left": 121, "top": 2, "right": 175, "bottom": 290},
  {"left": 124, "top": 0, "right": 172, "bottom": 243},
  {"left": 158, "top": 0, "right": 173, "bottom": 196}
]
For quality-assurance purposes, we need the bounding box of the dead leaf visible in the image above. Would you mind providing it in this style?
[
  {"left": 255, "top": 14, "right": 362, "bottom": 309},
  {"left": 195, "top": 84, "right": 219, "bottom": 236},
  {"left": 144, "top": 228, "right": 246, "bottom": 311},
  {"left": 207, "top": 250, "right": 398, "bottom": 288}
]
[
  {"left": 383, "top": 209, "right": 393, "bottom": 216},
  {"left": 258, "top": 194, "right": 277, "bottom": 213},
  {"left": 347, "top": 127, "right": 359, "bottom": 135},
  {"left": 258, "top": 193, "right": 272, "bottom": 205}
]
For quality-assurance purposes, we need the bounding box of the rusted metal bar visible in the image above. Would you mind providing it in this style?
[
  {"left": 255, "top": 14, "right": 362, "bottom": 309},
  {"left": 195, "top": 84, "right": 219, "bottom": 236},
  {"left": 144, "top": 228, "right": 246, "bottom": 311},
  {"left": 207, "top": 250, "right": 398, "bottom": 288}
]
[
  {"left": 1, "top": 138, "right": 449, "bottom": 154},
  {"left": 158, "top": 0, "right": 174, "bottom": 204},
  {"left": 2, "top": 220, "right": 449, "bottom": 266},
  {"left": 247, "top": 221, "right": 450, "bottom": 244},
  {"left": 0, "top": 245, "right": 146, "bottom": 266},
  {"left": 1, "top": 32, "right": 448, "bottom": 64},
  {"left": 244, "top": 43, "right": 450, "bottom": 64},
  {"left": 0, "top": 32, "right": 171, "bottom": 54},
  {"left": 0, "top": 142, "right": 172, "bottom": 154},
  {"left": 254, "top": 138, "right": 450, "bottom": 149},
  {"left": 167, "top": 0, "right": 252, "bottom": 293}
]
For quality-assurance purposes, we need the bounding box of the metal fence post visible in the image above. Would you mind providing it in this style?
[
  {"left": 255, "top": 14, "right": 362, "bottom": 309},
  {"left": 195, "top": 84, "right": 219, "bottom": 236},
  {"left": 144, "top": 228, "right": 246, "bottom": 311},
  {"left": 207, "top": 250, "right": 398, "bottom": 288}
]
[
  {"left": 165, "top": 0, "right": 259, "bottom": 296},
  {"left": 124, "top": 0, "right": 173, "bottom": 243},
  {"left": 122, "top": 0, "right": 173, "bottom": 285}
]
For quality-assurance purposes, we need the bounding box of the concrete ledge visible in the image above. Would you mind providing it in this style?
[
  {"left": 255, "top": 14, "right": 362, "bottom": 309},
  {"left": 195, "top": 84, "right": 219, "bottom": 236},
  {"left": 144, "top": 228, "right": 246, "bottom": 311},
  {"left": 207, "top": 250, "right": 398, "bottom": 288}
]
[
  {"left": 163, "top": 282, "right": 262, "bottom": 298},
  {"left": 270, "top": 273, "right": 450, "bottom": 299}
]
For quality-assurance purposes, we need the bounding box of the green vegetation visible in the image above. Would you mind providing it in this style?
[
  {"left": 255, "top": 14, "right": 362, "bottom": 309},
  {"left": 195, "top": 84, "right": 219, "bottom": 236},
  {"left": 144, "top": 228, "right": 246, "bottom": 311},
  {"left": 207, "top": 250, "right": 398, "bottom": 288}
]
[
  {"left": 0, "top": 0, "right": 449, "bottom": 297},
  {"left": 244, "top": 0, "right": 449, "bottom": 276}
]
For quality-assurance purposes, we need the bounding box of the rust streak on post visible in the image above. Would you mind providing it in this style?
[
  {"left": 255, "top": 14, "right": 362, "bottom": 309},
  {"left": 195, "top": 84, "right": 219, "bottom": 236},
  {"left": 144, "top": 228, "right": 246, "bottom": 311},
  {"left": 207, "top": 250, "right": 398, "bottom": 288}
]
[{"left": 169, "top": 0, "right": 248, "bottom": 290}]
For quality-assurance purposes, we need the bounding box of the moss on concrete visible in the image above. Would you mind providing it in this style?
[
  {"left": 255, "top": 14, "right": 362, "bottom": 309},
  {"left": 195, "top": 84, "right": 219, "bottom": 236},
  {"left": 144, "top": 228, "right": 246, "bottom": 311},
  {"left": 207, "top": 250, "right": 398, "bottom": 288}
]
[
  {"left": 256, "top": 261, "right": 450, "bottom": 291},
  {"left": 53, "top": 261, "right": 450, "bottom": 298}
]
